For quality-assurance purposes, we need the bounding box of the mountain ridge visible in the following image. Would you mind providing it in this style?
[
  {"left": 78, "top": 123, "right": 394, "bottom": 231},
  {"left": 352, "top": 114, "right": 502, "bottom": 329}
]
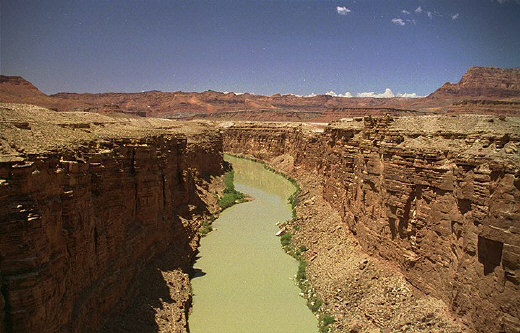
[{"left": 1, "top": 66, "right": 518, "bottom": 119}]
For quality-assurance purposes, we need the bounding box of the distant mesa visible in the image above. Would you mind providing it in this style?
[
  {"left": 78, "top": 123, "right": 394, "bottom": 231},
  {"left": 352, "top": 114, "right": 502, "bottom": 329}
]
[
  {"left": 1, "top": 66, "right": 519, "bottom": 120},
  {"left": 0, "top": 75, "right": 47, "bottom": 98},
  {"left": 428, "top": 67, "right": 520, "bottom": 99}
]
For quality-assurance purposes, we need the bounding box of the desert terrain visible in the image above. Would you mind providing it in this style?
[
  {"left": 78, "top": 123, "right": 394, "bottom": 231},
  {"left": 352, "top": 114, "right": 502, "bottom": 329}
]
[
  {"left": 0, "top": 66, "right": 519, "bottom": 333},
  {"left": 1, "top": 67, "right": 519, "bottom": 121}
]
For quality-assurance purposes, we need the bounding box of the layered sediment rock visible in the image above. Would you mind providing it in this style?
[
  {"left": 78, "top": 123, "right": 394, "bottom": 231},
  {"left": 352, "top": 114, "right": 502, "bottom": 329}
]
[
  {"left": 429, "top": 67, "right": 520, "bottom": 99},
  {"left": 3, "top": 67, "right": 518, "bottom": 119},
  {"left": 222, "top": 115, "right": 520, "bottom": 332},
  {"left": 2, "top": 101, "right": 519, "bottom": 332},
  {"left": 0, "top": 104, "right": 224, "bottom": 332}
]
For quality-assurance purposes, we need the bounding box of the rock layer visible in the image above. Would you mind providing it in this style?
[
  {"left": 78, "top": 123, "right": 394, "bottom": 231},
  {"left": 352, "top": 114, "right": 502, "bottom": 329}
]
[
  {"left": 1, "top": 102, "right": 519, "bottom": 332},
  {"left": 429, "top": 67, "right": 520, "bottom": 99},
  {"left": 2, "top": 67, "right": 518, "bottom": 119},
  {"left": 222, "top": 115, "right": 520, "bottom": 332},
  {"left": 0, "top": 104, "right": 224, "bottom": 332}
]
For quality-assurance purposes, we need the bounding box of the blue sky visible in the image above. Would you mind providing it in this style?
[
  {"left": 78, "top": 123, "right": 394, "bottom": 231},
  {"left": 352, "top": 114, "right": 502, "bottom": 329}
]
[{"left": 1, "top": 0, "right": 519, "bottom": 96}]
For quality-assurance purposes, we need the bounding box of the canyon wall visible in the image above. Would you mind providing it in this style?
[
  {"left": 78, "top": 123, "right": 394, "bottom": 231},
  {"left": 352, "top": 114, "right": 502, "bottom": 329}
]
[
  {"left": 222, "top": 115, "right": 520, "bottom": 332},
  {"left": 0, "top": 104, "right": 224, "bottom": 332}
]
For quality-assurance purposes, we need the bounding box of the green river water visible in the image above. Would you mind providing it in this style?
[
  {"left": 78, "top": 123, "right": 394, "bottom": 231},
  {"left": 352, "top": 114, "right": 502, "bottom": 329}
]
[{"left": 189, "top": 155, "right": 317, "bottom": 332}]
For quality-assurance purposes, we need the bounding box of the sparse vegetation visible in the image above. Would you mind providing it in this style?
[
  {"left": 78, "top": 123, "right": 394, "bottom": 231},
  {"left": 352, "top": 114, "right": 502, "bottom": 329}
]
[
  {"left": 319, "top": 314, "right": 335, "bottom": 333},
  {"left": 225, "top": 153, "right": 335, "bottom": 332},
  {"left": 285, "top": 229, "right": 335, "bottom": 332},
  {"left": 218, "top": 170, "right": 246, "bottom": 210},
  {"left": 280, "top": 232, "right": 292, "bottom": 247},
  {"left": 200, "top": 169, "right": 246, "bottom": 238},
  {"left": 309, "top": 296, "right": 323, "bottom": 312},
  {"left": 288, "top": 191, "right": 298, "bottom": 218},
  {"left": 296, "top": 260, "right": 307, "bottom": 281},
  {"left": 199, "top": 218, "right": 214, "bottom": 237}
]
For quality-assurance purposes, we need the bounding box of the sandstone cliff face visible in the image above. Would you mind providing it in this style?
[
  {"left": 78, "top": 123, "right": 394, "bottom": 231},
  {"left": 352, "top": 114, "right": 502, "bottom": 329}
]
[
  {"left": 429, "top": 67, "right": 520, "bottom": 99},
  {"left": 222, "top": 116, "right": 520, "bottom": 332},
  {"left": 0, "top": 104, "right": 224, "bottom": 332}
]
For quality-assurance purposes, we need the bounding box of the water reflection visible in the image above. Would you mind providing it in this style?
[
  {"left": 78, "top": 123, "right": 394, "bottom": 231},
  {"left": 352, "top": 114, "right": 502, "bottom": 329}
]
[{"left": 191, "top": 268, "right": 206, "bottom": 279}]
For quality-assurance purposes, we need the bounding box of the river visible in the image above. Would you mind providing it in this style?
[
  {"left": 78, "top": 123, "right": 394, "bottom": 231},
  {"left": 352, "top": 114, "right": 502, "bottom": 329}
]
[{"left": 189, "top": 155, "right": 317, "bottom": 332}]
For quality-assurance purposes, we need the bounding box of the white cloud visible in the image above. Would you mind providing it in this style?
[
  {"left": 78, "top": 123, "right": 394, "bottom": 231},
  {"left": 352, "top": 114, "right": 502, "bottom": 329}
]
[
  {"left": 303, "top": 89, "right": 420, "bottom": 99},
  {"left": 427, "top": 11, "right": 433, "bottom": 19},
  {"left": 336, "top": 6, "right": 351, "bottom": 15},
  {"left": 401, "top": 10, "right": 411, "bottom": 14},
  {"left": 326, "top": 91, "right": 353, "bottom": 98},
  {"left": 357, "top": 88, "right": 395, "bottom": 98},
  {"left": 451, "top": 13, "right": 459, "bottom": 20},
  {"left": 355, "top": 89, "right": 421, "bottom": 98},
  {"left": 415, "top": 6, "right": 423, "bottom": 13},
  {"left": 397, "top": 92, "right": 420, "bottom": 98},
  {"left": 391, "top": 18, "right": 406, "bottom": 26}
]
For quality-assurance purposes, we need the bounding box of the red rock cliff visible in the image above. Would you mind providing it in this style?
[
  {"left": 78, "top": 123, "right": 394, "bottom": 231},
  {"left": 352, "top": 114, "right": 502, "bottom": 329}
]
[
  {"left": 429, "top": 67, "right": 520, "bottom": 99},
  {"left": 0, "top": 104, "right": 224, "bottom": 332},
  {"left": 222, "top": 115, "right": 520, "bottom": 332},
  {"left": 3, "top": 67, "right": 520, "bottom": 119}
]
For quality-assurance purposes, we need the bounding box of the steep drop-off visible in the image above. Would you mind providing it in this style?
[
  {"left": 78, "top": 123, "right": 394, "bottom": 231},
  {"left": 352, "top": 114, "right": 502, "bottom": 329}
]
[
  {"left": 0, "top": 104, "right": 224, "bottom": 332},
  {"left": 222, "top": 115, "right": 520, "bottom": 332}
]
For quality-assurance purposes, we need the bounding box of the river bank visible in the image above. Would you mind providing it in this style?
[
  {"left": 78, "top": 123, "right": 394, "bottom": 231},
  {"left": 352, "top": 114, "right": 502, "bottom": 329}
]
[
  {"left": 225, "top": 152, "right": 466, "bottom": 333},
  {"left": 189, "top": 155, "right": 317, "bottom": 332},
  {"left": 220, "top": 117, "right": 520, "bottom": 332}
]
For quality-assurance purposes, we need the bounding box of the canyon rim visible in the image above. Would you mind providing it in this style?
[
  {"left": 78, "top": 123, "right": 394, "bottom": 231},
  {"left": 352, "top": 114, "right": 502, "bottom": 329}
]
[
  {"left": 1, "top": 2, "right": 520, "bottom": 331},
  {"left": 1, "top": 67, "right": 519, "bottom": 332}
]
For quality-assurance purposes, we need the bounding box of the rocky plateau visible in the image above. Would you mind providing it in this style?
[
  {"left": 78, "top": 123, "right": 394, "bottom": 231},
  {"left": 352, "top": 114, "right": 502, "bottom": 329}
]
[
  {"left": 1, "top": 67, "right": 519, "bottom": 121},
  {"left": 0, "top": 66, "right": 519, "bottom": 333}
]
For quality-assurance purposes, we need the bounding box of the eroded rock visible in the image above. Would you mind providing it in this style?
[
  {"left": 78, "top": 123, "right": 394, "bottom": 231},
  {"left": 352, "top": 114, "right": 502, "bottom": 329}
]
[
  {"left": 0, "top": 104, "right": 225, "bottom": 332},
  {"left": 222, "top": 115, "right": 520, "bottom": 332}
]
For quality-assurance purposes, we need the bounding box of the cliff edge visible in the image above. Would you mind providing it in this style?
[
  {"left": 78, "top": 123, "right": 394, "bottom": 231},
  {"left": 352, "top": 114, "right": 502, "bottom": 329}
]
[
  {"left": 0, "top": 103, "right": 224, "bottom": 332},
  {"left": 222, "top": 115, "right": 520, "bottom": 332}
]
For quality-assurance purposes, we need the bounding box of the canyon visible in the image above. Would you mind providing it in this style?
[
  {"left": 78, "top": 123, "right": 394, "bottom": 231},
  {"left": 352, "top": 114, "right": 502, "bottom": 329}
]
[
  {"left": 0, "top": 66, "right": 519, "bottom": 333},
  {"left": 0, "top": 104, "right": 225, "bottom": 332},
  {"left": 221, "top": 115, "right": 520, "bottom": 332}
]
